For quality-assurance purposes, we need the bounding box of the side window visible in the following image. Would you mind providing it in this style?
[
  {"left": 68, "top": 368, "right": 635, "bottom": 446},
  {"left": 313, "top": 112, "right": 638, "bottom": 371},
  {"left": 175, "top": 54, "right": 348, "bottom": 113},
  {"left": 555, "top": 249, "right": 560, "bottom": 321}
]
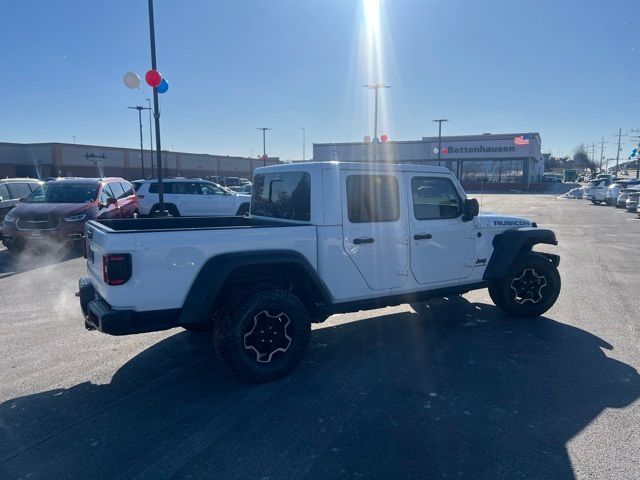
[
  {"left": 100, "top": 184, "right": 116, "bottom": 205},
  {"left": 120, "top": 182, "right": 134, "bottom": 197},
  {"left": 346, "top": 175, "right": 400, "bottom": 223},
  {"left": 251, "top": 172, "right": 311, "bottom": 221},
  {"left": 0, "top": 184, "right": 9, "bottom": 200},
  {"left": 149, "top": 183, "right": 176, "bottom": 194},
  {"left": 411, "top": 177, "right": 461, "bottom": 220},
  {"left": 109, "top": 182, "right": 126, "bottom": 199},
  {"left": 28, "top": 182, "right": 41, "bottom": 192},
  {"left": 200, "top": 183, "right": 224, "bottom": 195},
  {"left": 99, "top": 186, "right": 109, "bottom": 204},
  {"left": 7, "top": 183, "right": 33, "bottom": 199}
]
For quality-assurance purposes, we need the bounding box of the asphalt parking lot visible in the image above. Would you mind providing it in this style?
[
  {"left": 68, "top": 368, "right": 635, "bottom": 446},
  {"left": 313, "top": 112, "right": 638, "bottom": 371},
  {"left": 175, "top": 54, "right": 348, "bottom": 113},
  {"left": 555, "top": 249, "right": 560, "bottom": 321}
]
[{"left": 0, "top": 194, "right": 639, "bottom": 480}]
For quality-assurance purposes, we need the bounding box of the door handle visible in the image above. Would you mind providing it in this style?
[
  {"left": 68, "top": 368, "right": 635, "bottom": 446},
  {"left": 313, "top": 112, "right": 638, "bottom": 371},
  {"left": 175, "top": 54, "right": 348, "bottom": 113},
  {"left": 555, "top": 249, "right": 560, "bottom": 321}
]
[
  {"left": 353, "top": 237, "right": 375, "bottom": 245},
  {"left": 413, "top": 233, "right": 432, "bottom": 240}
]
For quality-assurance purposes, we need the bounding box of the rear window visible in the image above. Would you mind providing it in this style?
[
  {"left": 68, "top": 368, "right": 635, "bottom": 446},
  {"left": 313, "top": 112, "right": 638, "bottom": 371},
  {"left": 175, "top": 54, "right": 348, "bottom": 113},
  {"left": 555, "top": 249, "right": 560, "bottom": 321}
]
[
  {"left": 251, "top": 172, "right": 310, "bottom": 221},
  {"left": 132, "top": 181, "right": 143, "bottom": 192}
]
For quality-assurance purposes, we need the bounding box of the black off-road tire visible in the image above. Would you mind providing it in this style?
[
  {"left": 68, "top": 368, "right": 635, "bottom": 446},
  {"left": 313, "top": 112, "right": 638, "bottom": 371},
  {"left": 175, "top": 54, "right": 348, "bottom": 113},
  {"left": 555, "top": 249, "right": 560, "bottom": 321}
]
[
  {"left": 213, "top": 289, "right": 311, "bottom": 383},
  {"left": 490, "top": 251, "right": 561, "bottom": 318},
  {"left": 235, "top": 203, "right": 250, "bottom": 216}
]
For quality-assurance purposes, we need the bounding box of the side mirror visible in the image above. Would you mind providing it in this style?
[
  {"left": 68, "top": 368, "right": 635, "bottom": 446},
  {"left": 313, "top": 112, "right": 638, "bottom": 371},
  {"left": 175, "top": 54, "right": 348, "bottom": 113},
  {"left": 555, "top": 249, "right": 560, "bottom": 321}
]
[
  {"left": 106, "top": 196, "right": 117, "bottom": 206},
  {"left": 462, "top": 198, "right": 479, "bottom": 221}
]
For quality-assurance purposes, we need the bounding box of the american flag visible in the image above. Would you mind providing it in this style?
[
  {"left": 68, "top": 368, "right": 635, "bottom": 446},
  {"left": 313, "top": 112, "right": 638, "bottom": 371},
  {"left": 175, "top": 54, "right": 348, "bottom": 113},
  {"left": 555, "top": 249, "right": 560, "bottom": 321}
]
[{"left": 514, "top": 134, "right": 530, "bottom": 146}]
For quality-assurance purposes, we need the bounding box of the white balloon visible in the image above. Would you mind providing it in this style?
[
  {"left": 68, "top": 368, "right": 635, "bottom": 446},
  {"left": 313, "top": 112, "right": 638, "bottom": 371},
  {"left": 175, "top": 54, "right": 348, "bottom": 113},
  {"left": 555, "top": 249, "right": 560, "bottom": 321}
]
[{"left": 123, "top": 72, "right": 140, "bottom": 89}]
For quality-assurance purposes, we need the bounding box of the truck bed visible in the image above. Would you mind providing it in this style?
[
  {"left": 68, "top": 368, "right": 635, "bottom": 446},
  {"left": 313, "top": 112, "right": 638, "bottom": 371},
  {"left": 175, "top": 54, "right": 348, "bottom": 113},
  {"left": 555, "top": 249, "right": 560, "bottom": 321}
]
[{"left": 91, "top": 215, "right": 297, "bottom": 233}]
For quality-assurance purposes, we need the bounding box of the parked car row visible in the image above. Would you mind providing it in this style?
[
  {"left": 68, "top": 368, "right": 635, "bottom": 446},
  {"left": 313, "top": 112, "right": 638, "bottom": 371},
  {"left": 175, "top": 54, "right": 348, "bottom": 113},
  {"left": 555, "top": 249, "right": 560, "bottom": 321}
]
[
  {"left": 1, "top": 175, "right": 253, "bottom": 253},
  {"left": 569, "top": 176, "right": 640, "bottom": 217}
]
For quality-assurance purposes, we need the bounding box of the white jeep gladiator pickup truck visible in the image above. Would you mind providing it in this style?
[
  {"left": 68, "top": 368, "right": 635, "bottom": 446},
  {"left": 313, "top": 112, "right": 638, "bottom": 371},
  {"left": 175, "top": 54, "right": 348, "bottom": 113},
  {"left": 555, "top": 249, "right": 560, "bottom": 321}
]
[{"left": 78, "top": 162, "right": 561, "bottom": 382}]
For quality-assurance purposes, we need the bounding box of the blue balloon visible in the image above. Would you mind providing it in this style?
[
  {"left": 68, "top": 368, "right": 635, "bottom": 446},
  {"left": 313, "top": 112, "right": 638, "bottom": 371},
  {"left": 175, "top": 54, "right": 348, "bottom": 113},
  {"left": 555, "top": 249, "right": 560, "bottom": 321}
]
[{"left": 157, "top": 78, "right": 169, "bottom": 94}]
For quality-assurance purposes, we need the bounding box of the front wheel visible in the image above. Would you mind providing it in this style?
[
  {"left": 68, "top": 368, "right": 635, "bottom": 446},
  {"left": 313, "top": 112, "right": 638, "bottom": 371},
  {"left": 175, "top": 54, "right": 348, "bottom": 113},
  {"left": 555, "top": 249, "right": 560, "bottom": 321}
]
[
  {"left": 489, "top": 252, "right": 561, "bottom": 318},
  {"left": 213, "top": 289, "right": 311, "bottom": 383}
]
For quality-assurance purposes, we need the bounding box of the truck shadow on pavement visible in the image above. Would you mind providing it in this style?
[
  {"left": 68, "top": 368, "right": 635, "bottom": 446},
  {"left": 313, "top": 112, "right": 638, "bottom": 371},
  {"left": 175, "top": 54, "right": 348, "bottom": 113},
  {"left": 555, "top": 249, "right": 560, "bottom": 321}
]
[{"left": 1, "top": 299, "right": 639, "bottom": 479}]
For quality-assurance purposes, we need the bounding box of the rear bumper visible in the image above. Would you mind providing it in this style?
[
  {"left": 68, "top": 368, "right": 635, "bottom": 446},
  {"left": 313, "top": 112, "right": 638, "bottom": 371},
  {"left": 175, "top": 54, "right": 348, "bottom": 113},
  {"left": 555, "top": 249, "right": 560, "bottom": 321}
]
[{"left": 78, "top": 276, "right": 181, "bottom": 335}]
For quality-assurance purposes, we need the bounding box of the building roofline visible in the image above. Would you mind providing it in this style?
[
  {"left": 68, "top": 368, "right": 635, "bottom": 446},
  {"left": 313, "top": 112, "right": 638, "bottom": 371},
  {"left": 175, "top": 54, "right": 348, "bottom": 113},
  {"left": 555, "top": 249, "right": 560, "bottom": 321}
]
[{"left": 313, "top": 132, "right": 541, "bottom": 147}]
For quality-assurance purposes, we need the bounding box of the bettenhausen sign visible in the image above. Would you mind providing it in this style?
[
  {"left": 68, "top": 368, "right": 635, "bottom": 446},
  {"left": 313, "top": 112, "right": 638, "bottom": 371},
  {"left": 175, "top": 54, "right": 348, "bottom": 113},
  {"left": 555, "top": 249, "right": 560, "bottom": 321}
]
[{"left": 442, "top": 145, "right": 516, "bottom": 154}]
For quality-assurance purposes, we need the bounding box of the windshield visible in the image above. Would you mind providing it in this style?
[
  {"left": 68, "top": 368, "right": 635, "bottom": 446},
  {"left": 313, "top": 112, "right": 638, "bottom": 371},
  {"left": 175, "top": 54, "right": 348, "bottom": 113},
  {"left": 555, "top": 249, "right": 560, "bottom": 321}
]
[{"left": 25, "top": 183, "right": 98, "bottom": 203}]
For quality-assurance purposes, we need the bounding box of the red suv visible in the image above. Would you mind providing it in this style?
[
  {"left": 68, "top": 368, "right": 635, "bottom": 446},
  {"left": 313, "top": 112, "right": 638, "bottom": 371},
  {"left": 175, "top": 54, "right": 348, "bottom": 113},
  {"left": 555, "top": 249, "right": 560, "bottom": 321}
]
[{"left": 1, "top": 177, "right": 139, "bottom": 252}]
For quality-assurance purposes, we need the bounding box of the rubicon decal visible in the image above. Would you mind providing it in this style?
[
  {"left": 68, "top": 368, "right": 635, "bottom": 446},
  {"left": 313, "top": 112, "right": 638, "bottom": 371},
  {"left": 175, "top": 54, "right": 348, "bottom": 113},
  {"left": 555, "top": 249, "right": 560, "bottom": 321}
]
[{"left": 493, "top": 220, "right": 531, "bottom": 226}]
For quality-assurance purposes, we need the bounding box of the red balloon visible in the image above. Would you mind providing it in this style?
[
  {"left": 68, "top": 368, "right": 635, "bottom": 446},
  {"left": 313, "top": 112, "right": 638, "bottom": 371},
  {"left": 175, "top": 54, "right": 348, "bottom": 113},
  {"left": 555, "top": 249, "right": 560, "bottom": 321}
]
[
  {"left": 145, "top": 69, "right": 162, "bottom": 88},
  {"left": 380, "top": 134, "right": 389, "bottom": 142}
]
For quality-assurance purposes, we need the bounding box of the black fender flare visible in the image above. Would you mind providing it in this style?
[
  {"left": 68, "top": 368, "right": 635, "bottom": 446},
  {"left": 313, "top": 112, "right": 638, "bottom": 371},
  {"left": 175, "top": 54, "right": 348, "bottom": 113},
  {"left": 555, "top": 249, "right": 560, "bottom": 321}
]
[
  {"left": 483, "top": 227, "right": 558, "bottom": 281},
  {"left": 178, "top": 250, "right": 332, "bottom": 326}
]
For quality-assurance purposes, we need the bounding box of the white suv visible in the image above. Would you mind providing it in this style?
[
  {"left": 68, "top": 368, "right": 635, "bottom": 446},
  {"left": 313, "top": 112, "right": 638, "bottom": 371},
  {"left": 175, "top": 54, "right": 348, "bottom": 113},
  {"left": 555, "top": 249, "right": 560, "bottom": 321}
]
[{"left": 133, "top": 179, "right": 251, "bottom": 217}]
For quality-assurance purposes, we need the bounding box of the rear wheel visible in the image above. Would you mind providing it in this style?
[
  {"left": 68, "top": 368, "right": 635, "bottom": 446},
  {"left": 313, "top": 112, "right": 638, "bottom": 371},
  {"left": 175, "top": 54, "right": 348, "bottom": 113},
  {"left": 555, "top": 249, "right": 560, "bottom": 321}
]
[
  {"left": 213, "top": 289, "right": 311, "bottom": 383},
  {"left": 490, "top": 252, "right": 561, "bottom": 318},
  {"left": 235, "top": 203, "right": 250, "bottom": 216},
  {"left": 150, "top": 204, "right": 180, "bottom": 217}
]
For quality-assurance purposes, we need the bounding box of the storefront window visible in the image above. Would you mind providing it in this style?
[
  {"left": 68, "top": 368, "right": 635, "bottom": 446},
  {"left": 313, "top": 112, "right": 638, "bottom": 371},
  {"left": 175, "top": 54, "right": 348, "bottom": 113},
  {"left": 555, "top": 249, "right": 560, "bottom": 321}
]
[{"left": 460, "top": 159, "right": 523, "bottom": 183}]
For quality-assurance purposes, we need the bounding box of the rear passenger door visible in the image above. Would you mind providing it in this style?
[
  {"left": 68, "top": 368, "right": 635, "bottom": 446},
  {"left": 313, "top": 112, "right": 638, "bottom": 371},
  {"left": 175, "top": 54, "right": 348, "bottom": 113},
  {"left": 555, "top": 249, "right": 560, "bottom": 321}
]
[
  {"left": 405, "top": 174, "right": 474, "bottom": 284},
  {"left": 341, "top": 172, "right": 409, "bottom": 291}
]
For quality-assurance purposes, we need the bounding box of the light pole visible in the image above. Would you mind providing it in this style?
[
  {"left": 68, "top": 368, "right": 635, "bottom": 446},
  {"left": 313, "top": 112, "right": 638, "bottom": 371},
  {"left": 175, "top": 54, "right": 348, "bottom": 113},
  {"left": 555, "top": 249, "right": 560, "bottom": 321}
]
[
  {"left": 302, "top": 127, "right": 306, "bottom": 161},
  {"left": 146, "top": 98, "right": 154, "bottom": 178},
  {"left": 362, "top": 83, "right": 390, "bottom": 140},
  {"left": 72, "top": 136, "right": 76, "bottom": 144},
  {"left": 257, "top": 127, "right": 272, "bottom": 166},
  {"left": 128, "top": 106, "right": 151, "bottom": 178},
  {"left": 433, "top": 119, "right": 448, "bottom": 167},
  {"left": 147, "top": 0, "right": 166, "bottom": 213}
]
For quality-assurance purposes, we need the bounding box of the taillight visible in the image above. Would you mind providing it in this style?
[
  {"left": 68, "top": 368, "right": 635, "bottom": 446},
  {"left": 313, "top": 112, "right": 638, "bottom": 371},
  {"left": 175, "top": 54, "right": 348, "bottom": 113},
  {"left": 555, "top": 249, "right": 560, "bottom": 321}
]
[{"left": 102, "top": 254, "right": 132, "bottom": 286}]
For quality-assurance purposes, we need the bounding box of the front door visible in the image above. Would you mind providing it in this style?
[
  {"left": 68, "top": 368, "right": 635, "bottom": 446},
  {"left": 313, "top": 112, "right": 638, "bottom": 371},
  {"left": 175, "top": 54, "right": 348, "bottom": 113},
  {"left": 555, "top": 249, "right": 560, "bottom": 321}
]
[
  {"left": 341, "top": 172, "right": 409, "bottom": 291},
  {"left": 199, "top": 182, "right": 228, "bottom": 215},
  {"left": 405, "top": 173, "right": 475, "bottom": 284}
]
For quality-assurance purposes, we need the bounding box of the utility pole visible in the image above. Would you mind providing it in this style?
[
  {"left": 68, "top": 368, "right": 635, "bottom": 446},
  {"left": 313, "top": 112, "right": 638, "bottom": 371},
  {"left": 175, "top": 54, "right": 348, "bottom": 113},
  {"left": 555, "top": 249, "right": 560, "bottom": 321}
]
[
  {"left": 433, "top": 119, "right": 449, "bottom": 166},
  {"left": 631, "top": 129, "right": 640, "bottom": 179},
  {"left": 598, "top": 137, "right": 608, "bottom": 174},
  {"left": 612, "top": 129, "right": 627, "bottom": 178},
  {"left": 128, "top": 106, "right": 151, "bottom": 178},
  {"left": 147, "top": 98, "right": 154, "bottom": 178},
  {"left": 256, "top": 127, "right": 272, "bottom": 166},
  {"left": 362, "top": 84, "right": 391, "bottom": 140},
  {"left": 588, "top": 141, "right": 599, "bottom": 173},
  {"left": 302, "top": 127, "right": 306, "bottom": 161}
]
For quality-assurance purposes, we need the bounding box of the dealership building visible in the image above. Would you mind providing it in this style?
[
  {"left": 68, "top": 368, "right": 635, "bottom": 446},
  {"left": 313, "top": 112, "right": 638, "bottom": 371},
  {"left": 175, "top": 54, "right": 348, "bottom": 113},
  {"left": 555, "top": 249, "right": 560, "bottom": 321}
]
[
  {"left": 0, "top": 141, "right": 280, "bottom": 180},
  {"left": 313, "top": 132, "right": 543, "bottom": 190}
]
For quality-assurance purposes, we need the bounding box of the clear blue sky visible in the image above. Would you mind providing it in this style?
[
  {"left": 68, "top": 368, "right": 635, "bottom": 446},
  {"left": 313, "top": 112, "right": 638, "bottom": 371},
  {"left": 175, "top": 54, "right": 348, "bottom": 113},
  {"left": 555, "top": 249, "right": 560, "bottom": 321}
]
[{"left": 1, "top": 0, "right": 639, "bottom": 160}]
